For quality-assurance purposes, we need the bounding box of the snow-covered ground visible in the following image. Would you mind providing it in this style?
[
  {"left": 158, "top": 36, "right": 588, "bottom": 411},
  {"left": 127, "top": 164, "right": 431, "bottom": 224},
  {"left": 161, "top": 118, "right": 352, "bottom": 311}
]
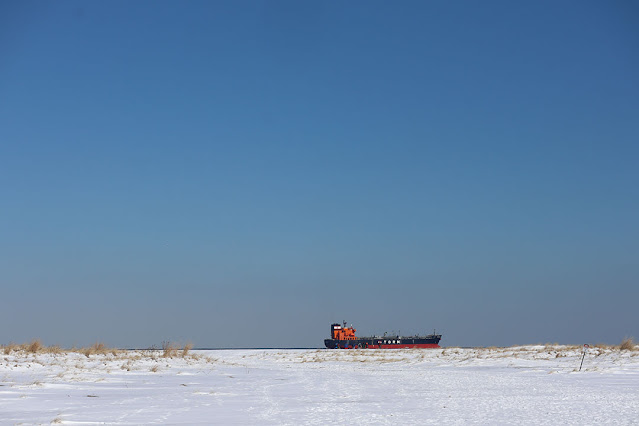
[{"left": 1, "top": 346, "right": 638, "bottom": 425}]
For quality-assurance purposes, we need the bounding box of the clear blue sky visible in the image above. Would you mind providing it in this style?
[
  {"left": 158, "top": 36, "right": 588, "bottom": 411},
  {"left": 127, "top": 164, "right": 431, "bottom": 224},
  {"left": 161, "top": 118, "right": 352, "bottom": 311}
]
[{"left": 1, "top": 1, "right": 637, "bottom": 348}]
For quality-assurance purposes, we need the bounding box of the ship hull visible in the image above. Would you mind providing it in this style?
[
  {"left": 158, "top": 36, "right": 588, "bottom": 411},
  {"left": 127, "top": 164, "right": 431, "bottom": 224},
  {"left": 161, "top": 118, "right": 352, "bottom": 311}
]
[{"left": 324, "top": 336, "right": 441, "bottom": 349}]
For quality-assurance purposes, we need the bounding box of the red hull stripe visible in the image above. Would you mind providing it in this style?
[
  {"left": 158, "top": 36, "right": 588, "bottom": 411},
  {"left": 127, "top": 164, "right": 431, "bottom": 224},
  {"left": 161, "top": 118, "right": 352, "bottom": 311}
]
[
  {"left": 341, "top": 344, "right": 440, "bottom": 349},
  {"left": 380, "top": 344, "right": 440, "bottom": 349}
]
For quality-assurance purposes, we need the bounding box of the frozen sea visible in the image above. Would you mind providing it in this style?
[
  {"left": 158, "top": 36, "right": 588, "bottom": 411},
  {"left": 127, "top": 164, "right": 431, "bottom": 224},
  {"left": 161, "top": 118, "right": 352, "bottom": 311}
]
[{"left": 1, "top": 346, "right": 638, "bottom": 424}]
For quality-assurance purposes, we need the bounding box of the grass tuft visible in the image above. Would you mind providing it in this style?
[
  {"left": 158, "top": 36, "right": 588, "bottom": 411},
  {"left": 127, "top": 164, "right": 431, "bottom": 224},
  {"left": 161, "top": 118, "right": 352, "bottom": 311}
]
[
  {"left": 162, "top": 341, "right": 178, "bottom": 358},
  {"left": 620, "top": 337, "right": 635, "bottom": 351},
  {"left": 3, "top": 343, "right": 17, "bottom": 355},
  {"left": 182, "top": 343, "right": 193, "bottom": 358},
  {"left": 82, "top": 342, "right": 110, "bottom": 357},
  {"left": 45, "top": 345, "right": 64, "bottom": 355},
  {"left": 26, "top": 339, "right": 43, "bottom": 354}
]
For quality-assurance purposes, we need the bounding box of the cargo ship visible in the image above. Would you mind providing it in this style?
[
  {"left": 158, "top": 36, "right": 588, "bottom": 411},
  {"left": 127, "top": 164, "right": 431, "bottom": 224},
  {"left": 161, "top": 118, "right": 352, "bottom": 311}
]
[{"left": 324, "top": 321, "right": 442, "bottom": 349}]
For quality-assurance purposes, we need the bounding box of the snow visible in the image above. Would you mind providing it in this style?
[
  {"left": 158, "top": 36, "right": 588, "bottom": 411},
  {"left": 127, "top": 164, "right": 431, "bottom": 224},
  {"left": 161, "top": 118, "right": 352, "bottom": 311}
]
[{"left": 1, "top": 346, "right": 638, "bottom": 424}]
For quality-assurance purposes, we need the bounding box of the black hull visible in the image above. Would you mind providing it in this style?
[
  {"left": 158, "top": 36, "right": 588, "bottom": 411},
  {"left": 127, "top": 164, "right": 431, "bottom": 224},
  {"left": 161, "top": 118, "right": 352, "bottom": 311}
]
[{"left": 324, "top": 334, "right": 441, "bottom": 349}]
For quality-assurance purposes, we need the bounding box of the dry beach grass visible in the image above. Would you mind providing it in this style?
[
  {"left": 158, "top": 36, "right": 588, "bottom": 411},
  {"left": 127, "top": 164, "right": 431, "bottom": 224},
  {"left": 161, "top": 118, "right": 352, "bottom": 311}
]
[
  {"left": 619, "top": 337, "right": 635, "bottom": 351},
  {"left": 0, "top": 340, "right": 199, "bottom": 365},
  {"left": 1, "top": 337, "right": 637, "bottom": 364},
  {"left": 1, "top": 338, "right": 636, "bottom": 388}
]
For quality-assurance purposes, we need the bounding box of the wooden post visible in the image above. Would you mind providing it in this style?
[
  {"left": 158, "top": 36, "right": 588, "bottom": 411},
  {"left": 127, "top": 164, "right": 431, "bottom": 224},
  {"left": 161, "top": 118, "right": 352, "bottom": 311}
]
[{"left": 579, "top": 344, "right": 589, "bottom": 371}]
